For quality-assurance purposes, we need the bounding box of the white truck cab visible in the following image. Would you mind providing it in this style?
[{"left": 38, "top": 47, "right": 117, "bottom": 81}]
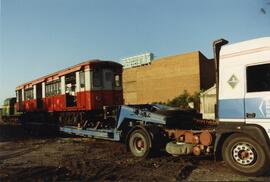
[
  {"left": 214, "top": 37, "right": 270, "bottom": 176},
  {"left": 219, "top": 37, "right": 270, "bottom": 136}
]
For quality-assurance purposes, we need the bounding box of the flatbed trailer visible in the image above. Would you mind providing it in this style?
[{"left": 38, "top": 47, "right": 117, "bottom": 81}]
[
  {"left": 60, "top": 104, "right": 213, "bottom": 141},
  {"left": 59, "top": 103, "right": 217, "bottom": 162}
]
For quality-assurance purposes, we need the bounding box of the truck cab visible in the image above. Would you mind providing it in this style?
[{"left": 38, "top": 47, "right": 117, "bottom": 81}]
[
  {"left": 215, "top": 37, "right": 270, "bottom": 175},
  {"left": 219, "top": 37, "right": 270, "bottom": 130}
]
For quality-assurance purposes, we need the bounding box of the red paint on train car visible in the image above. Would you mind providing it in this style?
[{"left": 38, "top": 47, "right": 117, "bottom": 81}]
[
  {"left": 77, "top": 91, "right": 90, "bottom": 110},
  {"left": 43, "top": 95, "right": 66, "bottom": 112},
  {"left": 73, "top": 90, "right": 123, "bottom": 110},
  {"left": 23, "top": 100, "right": 36, "bottom": 112},
  {"left": 90, "top": 90, "right": 123, "bottom": 109},
  {"left": 53, "top": 95, "right": 65, "bottom": 111},
  {"left": 16, "top": 102, "right": 22, "bottom": 111}
]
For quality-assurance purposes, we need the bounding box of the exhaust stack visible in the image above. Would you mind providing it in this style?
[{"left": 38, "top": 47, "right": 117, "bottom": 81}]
[{"left": 213, "top": 39, "right": 228, "bottom": 119}]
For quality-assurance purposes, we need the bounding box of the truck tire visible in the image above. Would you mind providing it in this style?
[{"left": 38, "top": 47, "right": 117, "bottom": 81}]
[
  {"left": 222, "top": 133, "right": 269, "bottom": 176},
  {"left": 128, "top": 129, "right": 152, "bottom": 158},
  {"left": 146, "top": 126, "right": 167, "bottom": 154}
]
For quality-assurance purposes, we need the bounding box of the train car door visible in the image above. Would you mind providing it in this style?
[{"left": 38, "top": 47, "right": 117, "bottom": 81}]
[
  {"left": 36, "top": 83, "right": 43, "bottom": 109},
  {"left": 65, "top": 72, "right": 77, "bottom": 107},
  {"left": 77, "top": 71, "right": 86, "bottom": 109}
]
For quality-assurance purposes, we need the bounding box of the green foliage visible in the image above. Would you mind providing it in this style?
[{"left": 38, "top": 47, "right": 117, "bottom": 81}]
[
  {"left": 151, "top": 101, "right": 166, "bottom": 105},
  {"left": 151, "top": 90, "right": 203, "bottom": 110},
  {"left": 167, "top": 90, "right": 202, "bottom": 110},
  {"left": 167, "top": 90, "right": 190, "bottom": 108}
]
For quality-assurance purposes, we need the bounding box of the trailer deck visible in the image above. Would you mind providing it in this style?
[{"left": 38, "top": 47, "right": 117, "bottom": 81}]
[{"left": 60, "top": 126, "right": 121, "bottom": 141}]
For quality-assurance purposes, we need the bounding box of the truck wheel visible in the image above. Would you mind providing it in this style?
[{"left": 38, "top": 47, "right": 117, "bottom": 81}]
[
  {"left": 128, "top": 129, "right": 151, "bottom": 158},
  {"left": 222, "top": 133, "right": 269, "bottom": 176}
]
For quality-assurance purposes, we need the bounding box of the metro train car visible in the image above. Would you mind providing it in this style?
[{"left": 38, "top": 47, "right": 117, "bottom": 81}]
[{"left": 15, "top": 60, "right": 123, "bottom": 126}]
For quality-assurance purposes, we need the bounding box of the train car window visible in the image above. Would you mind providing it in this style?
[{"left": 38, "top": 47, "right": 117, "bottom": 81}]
[
  {"left": 54, "top": 83, "right": 57, "bottom": 95},
  {"left": 4, "top": 100, "right": 8, "bottom": 106},
  {"left": 247, "top": 63, "right": 270, "bottom": 92},
  {"left": 93, "top": 69, "right": 102, "bottom": 87},
  {"left": 52, "top": 84, "right": 55, "bottom": 95},
  {"left": 65, "top": 73, "right": 76, "bottom": 83},
  {"left": 114, "top": 74, "right": 121, "bottom": 87},
  {"left": 24, "top": 88, "right": 34, "bottom": 100},
  {"left": 57, "top": 81, "right": 61, "bottom": 94},
  {"left": 80, "top": 71, "right": 85, "bottom": 88},
  {"left": 45, "top": 80, "right": 61, "bottom": 96},
  {"left": 105, "top": 72, "right": 112, "bottom": 82},
  {"left": 17, "top": 89, "right": 22, "bottom": 103},
  {"left": 10, "top": 98, "right": 16, "bottom": 105},
  {"left": 45, "top": 86, "right": 48, "bottom": 96},
  {"left": 45, "top": 84, "right": 50, "bottom": 97},
  {"left": 49, "top": 85, "right": 52, "bottom": 96}
]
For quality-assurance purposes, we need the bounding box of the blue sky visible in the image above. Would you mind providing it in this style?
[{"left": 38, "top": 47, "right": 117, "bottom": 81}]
[{"left": 0, "top": 0, "right": 270, "bottom": 104}]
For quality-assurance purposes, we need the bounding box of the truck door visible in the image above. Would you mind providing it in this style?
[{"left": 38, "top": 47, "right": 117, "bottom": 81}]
[{"left": 245, "top": 63, "right": 270, "bottom": 136}]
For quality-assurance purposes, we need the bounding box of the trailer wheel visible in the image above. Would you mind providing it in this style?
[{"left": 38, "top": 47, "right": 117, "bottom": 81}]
[
  {"left": 128, "top": 129, "right": 151, "bottom": 158},
  {"left": 222, "top": 133, "right": 269, "bottom": 176}
]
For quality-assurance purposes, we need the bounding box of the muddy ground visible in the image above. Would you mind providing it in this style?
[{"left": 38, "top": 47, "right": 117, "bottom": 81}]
[{"left": 0, "top": 122, "right": 269, "bottom": 181}]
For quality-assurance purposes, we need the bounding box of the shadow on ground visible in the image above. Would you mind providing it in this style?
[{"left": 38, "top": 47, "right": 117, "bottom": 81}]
[{"left": 0, "top": 122, "right": 74, "bottom": 142}]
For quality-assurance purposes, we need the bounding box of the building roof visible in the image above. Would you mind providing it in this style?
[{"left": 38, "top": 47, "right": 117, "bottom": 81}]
[{"left": 200, "top": 84, "right": 216, "bottom": 96}]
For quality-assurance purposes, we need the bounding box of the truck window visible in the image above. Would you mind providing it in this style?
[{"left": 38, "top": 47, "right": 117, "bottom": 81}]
[{"left": 246, "top": 63, "right": 270, "bottom": 92}]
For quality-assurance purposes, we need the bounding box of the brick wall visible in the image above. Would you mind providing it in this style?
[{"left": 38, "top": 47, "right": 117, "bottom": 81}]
[{"left": 123, "top": 51, "right": 215, "bottom": 104}]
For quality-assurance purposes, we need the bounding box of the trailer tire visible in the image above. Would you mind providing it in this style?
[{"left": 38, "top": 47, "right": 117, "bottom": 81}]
[
  {"left": 222, "top": 133, "right": 269, "bottom": 176},
  {"left": 128, "top": 129, "right": 152, "bottom": 158}
]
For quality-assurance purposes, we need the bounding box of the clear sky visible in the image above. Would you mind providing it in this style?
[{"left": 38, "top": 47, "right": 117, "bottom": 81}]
[{"left": 0, "top": 0, "right": 270, "bottom": 104}]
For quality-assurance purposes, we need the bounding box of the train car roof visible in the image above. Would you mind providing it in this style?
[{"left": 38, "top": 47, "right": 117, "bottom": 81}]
[{"left": 16, "top": 59, "right": 122, "bottom": 90}]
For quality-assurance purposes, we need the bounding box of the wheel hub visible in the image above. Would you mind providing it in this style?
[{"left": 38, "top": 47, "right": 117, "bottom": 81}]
[
  {"left": 232, "top": 143, "right": 256, "bottom": 165},
  {"left": 134, "top": 138, "right": 145, "bottom": 151},
  {"left": 136, "top": 140, "right": 144, "bottom": 148}
]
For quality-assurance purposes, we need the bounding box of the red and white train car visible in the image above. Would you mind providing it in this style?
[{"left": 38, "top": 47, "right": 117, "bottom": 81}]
[{"left": 15, "top": 60, "right": 123, "bottom": 124}]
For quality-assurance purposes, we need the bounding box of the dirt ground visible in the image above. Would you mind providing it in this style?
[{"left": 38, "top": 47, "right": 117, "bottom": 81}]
[{"left": 0, "top": 122, "right": 269, "bottom": 181}]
